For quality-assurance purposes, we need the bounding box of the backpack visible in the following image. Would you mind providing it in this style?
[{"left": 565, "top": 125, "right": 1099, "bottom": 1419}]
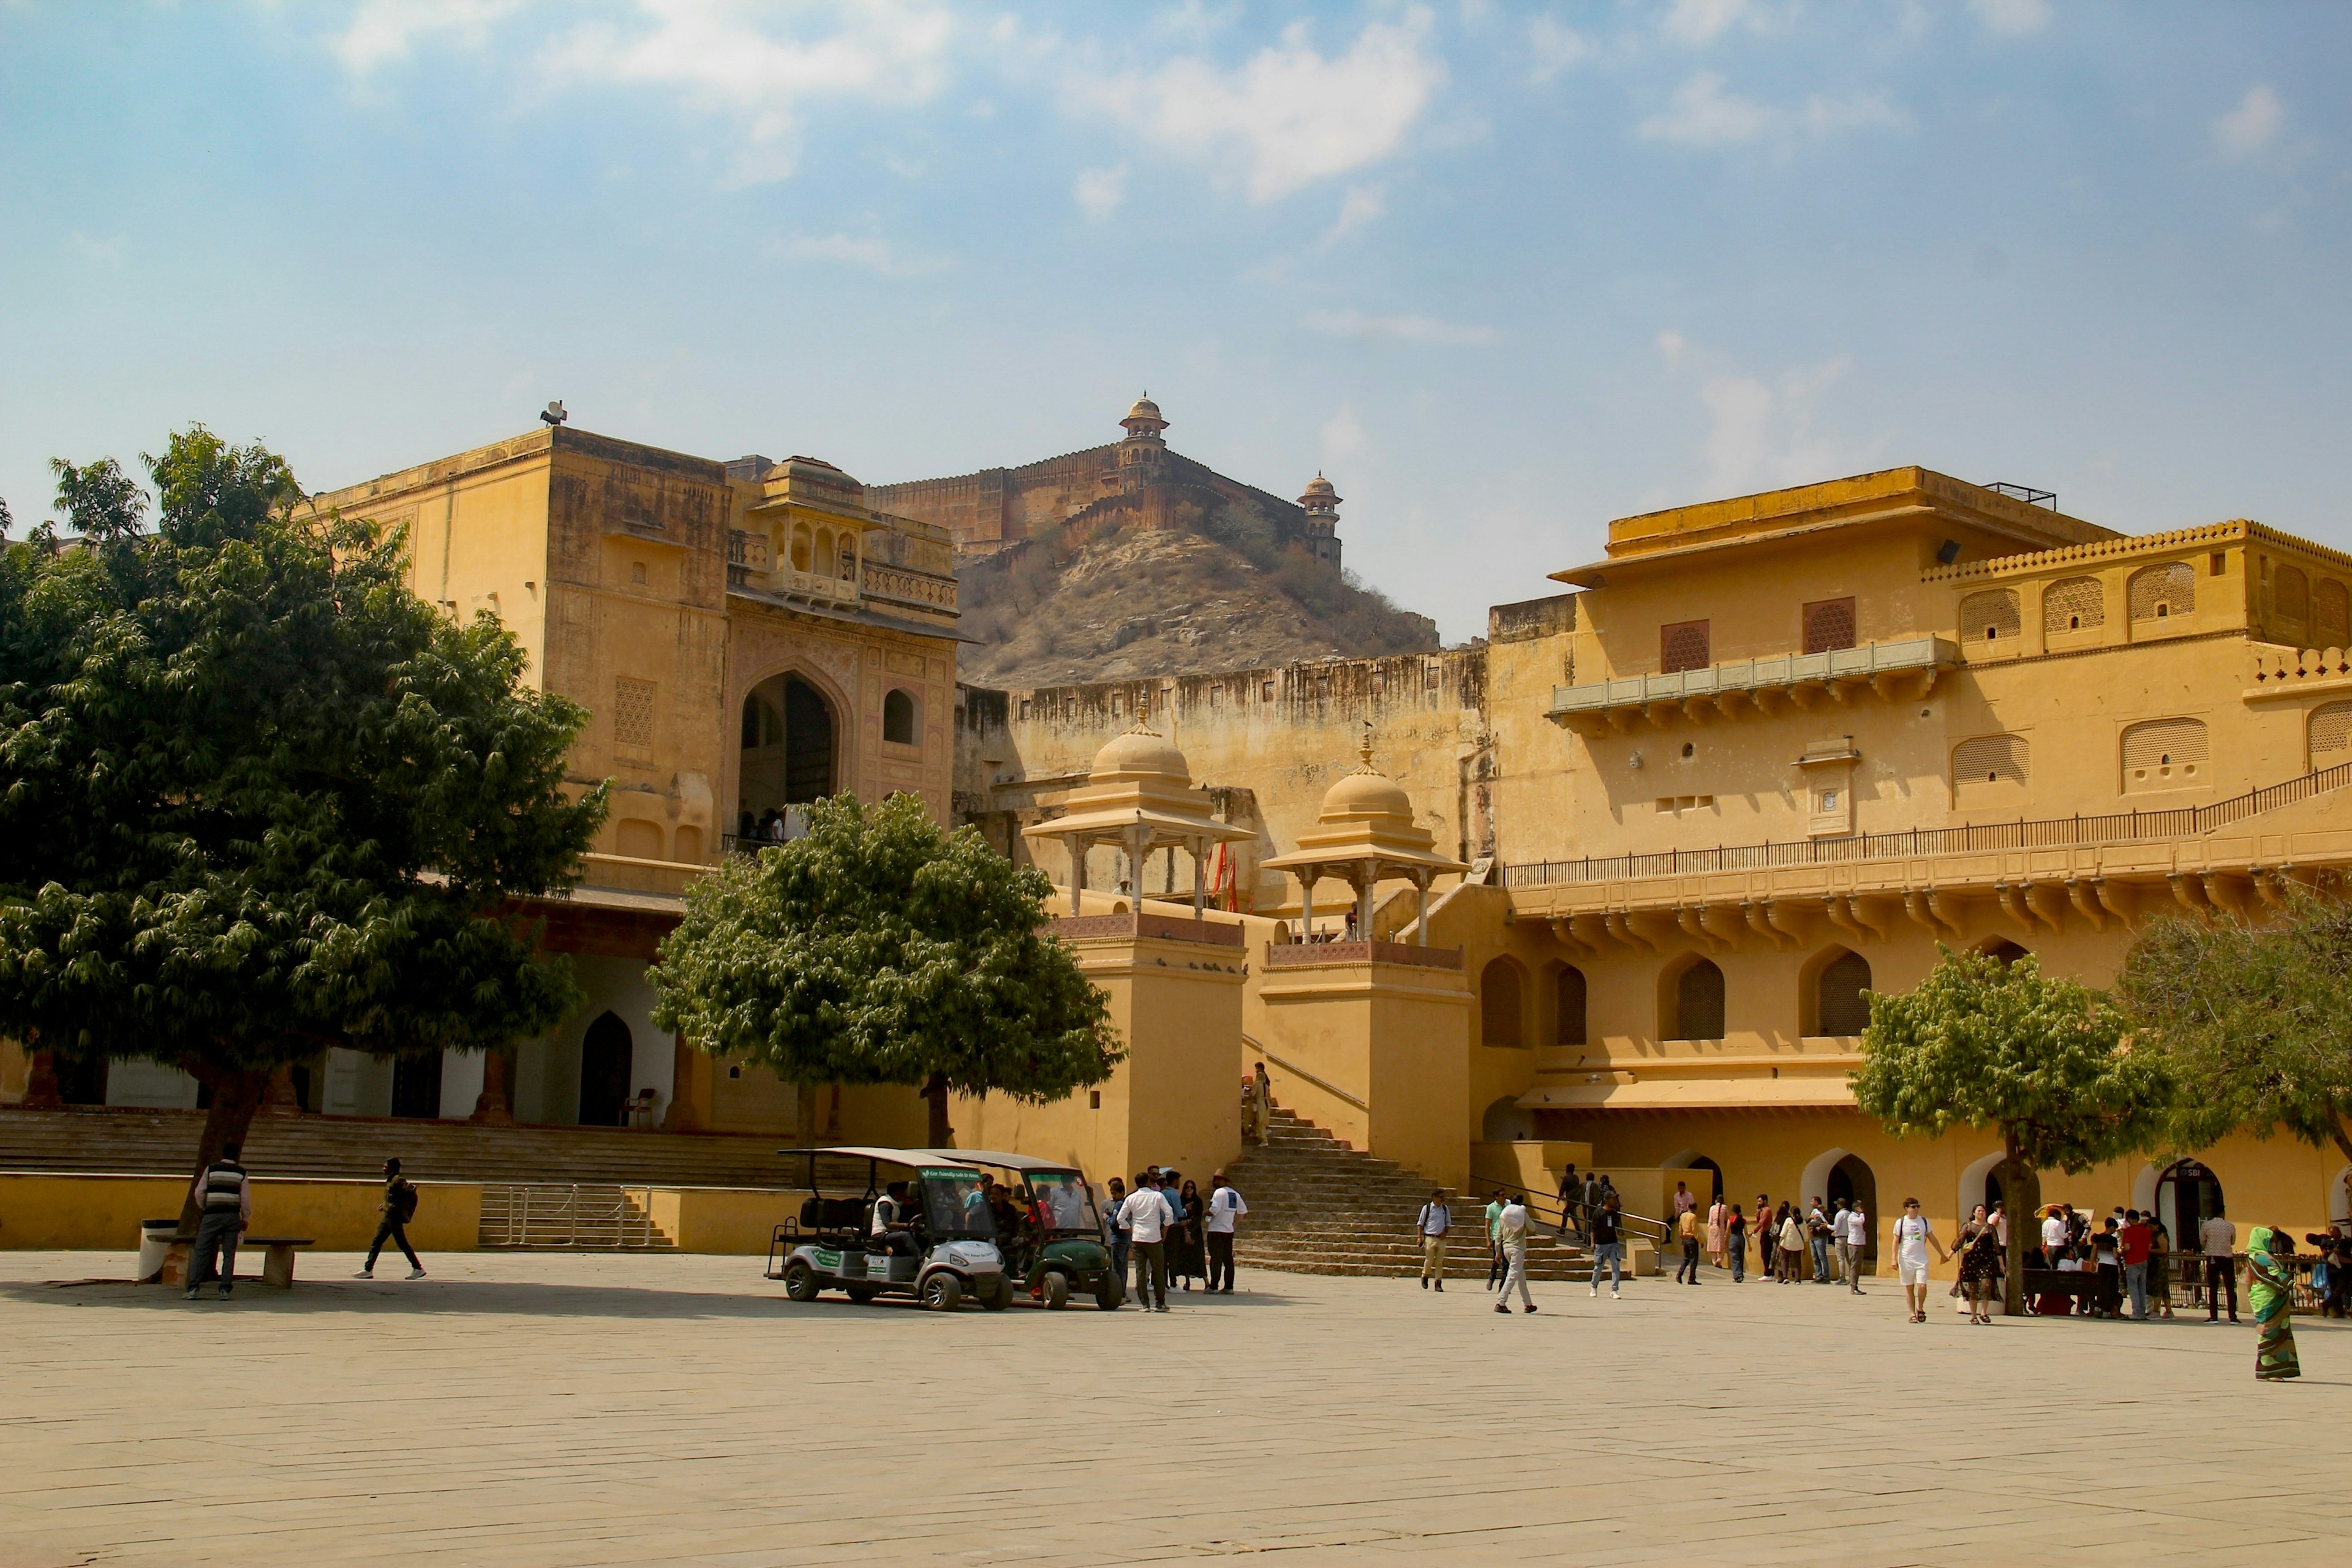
[{"left": 394, "top": 1182, "right": 420, "bottom": 1223}]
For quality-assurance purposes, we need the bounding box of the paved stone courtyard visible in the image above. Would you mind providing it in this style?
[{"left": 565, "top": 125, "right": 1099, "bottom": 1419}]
[{"left": 1, "top": 1250, "right": 2342, "bottom": 1567}]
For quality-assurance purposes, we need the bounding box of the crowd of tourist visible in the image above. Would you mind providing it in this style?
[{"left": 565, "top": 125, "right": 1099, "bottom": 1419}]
[{"left": 1101, "top": 1165, "right": 1248, "bottom": 1310}]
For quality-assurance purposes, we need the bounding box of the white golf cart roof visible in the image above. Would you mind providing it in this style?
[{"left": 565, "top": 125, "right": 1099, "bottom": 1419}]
[
  {"left": 778, "top": 1146, "right": 986, "bottom": 1168},
  {"left": 908, "top": 1148, "right": 1084, "bottom": 1175}
]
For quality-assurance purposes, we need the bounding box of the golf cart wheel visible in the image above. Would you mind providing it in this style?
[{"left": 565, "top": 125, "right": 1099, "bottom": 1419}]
[
  {"left": 1043, "top": 1271, "right": 1070, "bottom": 1310},
  {"left": 980, "top": 1277, "right": 1013, "bottom": 1311},
  {"left": 782, "top": 1260, "right": 821, "bottom": 1302},
  {"left": 1095, "top": 1280, "right": 1121, "bottom": 1311},
  {"left": 922, "top": 1273, "right": 963, "bottom": 1312}
]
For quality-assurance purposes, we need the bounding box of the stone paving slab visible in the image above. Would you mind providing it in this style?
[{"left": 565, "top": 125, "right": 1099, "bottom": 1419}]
[{"left": 0, "top": 1251, "right": 2342, "bottom": 1566}]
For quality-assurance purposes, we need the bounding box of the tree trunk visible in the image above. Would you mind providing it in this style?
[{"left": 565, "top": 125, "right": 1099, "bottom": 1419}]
[
  {"left": 174, "top": 1063, "right": 273, "bottom": 1237},
  {"left": 20, "top": 1049, "right": 64, "bottom": 1110},
  {"left": 1998, "top": 1132, "right": 2040, "bottom": 1317},
  {"left": 469, "top": 1049, "right": 513, "bottom": 1126},
  {"left": 923, "top": 1072, "right": 952, "bottom": 1149},
  {"left": 2331, "top": 1114, "right": 2352, "bottom": 1167},
  {"left": 794, "top": 1082, "right": 820, "bottom": 1149}
]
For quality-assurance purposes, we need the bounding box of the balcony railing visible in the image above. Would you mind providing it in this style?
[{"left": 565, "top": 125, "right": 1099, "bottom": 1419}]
[
  {"left": 1264, "top": 939, "right": 1463, "bottom": 970},
  {"left": 1550, "top": 635, "right": 1952, "bottom": 720},
  {"left": 1502, "top": 758, "right": 2352, "bottom": 890}
]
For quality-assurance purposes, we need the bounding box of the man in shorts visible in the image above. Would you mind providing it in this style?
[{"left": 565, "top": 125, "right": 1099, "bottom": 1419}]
[{"left": 1892, "top": 1197, "right": 1948, "bottom": 1324}]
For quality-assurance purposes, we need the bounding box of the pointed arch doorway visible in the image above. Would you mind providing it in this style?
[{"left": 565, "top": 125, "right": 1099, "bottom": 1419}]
[{"left": 738, "top": 673, "right": 838, "bottom": 838}]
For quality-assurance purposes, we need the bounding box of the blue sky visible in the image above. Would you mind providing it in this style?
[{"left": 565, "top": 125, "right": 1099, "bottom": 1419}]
[{"left": 3, "top": 1, "right": 2346, "bottom": 643}]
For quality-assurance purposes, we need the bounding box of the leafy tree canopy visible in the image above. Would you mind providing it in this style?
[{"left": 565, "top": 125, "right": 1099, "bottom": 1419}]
[
  {"left": 2117, "top": 893, "right": 2352, "bottom": 1163},
  {"left": 0, "top": 427, "right": 608, "bottom": 1204},
  {"left": 650, "top": 792, "right": 1119, "bottom": 1142},
  {"left": 1853, "top": 945, "right": 2169, "bottom": 1174}
]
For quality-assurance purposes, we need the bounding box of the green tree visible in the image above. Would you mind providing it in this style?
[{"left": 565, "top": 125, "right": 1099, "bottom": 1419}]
[
  {"left": 649, "top": 792, "right": 1120, "bottom": 1147},
  {"left": 1852, "top": 945, "right": 2171, "bottom": 1313},
  {"left": 2117, "top": 893, "right": 2352, "bottom": 1166},
  {"left": 0, "top": 427, "right": 606, "bottom": 1229}
]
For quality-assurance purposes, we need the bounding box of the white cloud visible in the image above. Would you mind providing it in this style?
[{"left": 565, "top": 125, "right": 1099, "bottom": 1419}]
[
  {"left": 1967, "top": 0, "right": 2051, "bottom": 37},
  {"left": 1695, "top": 356, "right": 1857, "bottom": 495},
  {"left": 332, "top": 0, "right": 527, "bottom": 73},
  {"left": 538, "top": 0, "right": 957, "bottom": 185},
  {"left": 2213, "top": 85, "right": 2283, "bottom": 158},
  {"left": 1640, "top": 72, "right": 1907, "bottom": 150},
  {"left": 1654, "top": 329, "right": 1688, "bottom": 367},
  {"left": 1304, "top": 308, "right": 1495, "bottom": 345},
  {"left": 1321, "top": 405, "right": 1369, "bottom": 463},
  {"left": 767, "top": 232, "right": 948, "bottom": 276},
  {"left": 1662, "top": 0, "right": 1771, "bottom": 47},
  {"left": 1072, "top": 10, "right": 1446, "bottom": 204},
  {"left": 1074, "top": 163, "right": 1129, "bottom": 219},
  {"left": 1322, "top": 183, "right": 1387, "bottom": 244},
  {"left": 1526, "top": 15, "right": 1589, "bottom": 83}
]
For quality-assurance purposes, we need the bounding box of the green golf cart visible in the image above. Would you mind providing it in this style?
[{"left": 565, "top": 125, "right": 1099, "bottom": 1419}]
[
  {"left": 916, "top": 1149, "right": 1121, "bottom": 1311},
  {"left": 765, "top": 1147, "right": 1012, "bottom": 1311}
]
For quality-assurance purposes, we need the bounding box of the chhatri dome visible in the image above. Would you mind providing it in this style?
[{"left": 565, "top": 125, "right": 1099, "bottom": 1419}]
[
  {"left": 1022, "top": 720, "right": 1251, "bottom": 918},
  {"left": 1120, "top": 394, "right": 1170, "bottom": 440},
  {"left": 1263, "top": 728, "right": 1468, "bottom": 944}
]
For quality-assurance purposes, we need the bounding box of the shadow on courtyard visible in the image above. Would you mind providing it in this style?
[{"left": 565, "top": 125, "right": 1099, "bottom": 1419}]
[{"left": 1, "top": 1275, "right": 1310, "bottom": 1321}]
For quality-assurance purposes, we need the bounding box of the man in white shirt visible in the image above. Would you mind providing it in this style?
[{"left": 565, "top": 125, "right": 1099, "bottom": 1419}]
[
  {"left": 1118, "top": 1174, "right": 1177, "bottom": 1312},
  {"left": 1205, "top": 1171, "right": 1248, "bottom": 1294},
  {"left": 1415, "top": 1188, "right": 1452, "bottom": 1292},
  {"left": 2200, "top": 1205, "right": 2240, "bottom": 1324},
  {"left": 2040, "top": 1207, "right": 2068, "bottom": 1264},
  {"left": 1839, "top": 1200, "right": 1870, "bottom": 1295},
  {"left": 1493, "top": 1193, "right": 1536, "bottom": 1314}
]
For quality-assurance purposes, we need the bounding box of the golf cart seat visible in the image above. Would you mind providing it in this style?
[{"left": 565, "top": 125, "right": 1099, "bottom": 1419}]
[{"left": 797, "top": 1196, "right": 870, "bottom": 1231}]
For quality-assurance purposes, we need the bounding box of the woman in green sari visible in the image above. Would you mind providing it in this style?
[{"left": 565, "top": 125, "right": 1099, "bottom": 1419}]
[{"left": 2248, "top": 1226, "right": 2301, "bottom": 1382}]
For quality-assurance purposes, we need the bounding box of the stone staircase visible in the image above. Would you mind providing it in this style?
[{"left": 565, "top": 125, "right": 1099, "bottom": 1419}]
[
  {"left": 1227, "top": 1109, "right": 1594, "bottom": 1283},
  {"left": 477, "top": 1183, "right": 679, "bottom": 1250},
  {"left": 0, "top": 1107, "right": 807, "bottom": 1189}
]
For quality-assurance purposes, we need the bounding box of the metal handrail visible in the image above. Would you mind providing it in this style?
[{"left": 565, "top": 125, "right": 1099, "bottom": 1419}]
[
  {"left": 1504, "top": 757, "right": 2352, "bottom": 890},
  {"left": 1241, "top": 1034, "right": 1368, "bottom": 1112}
]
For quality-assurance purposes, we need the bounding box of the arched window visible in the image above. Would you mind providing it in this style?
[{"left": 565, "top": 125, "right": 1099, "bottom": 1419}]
[
  {"left": 1816, "top": 949, "right": 1872, "bottom": 1036},
  {"left": 839, "top": 537, "right": 858, "bottom": 580},
  {"left": 578, "top": 1011, "right": 634, "bottom": 1129},
  {"left": 1979, "top": 938, "right": 2029, "bottom": 967},
  {"left": 2310, "top": 701, "right": 2352, "bottom": 770},
  {"left": 1480, "top": 958, "right": 1525, "bottom": 1048},
  {"left": 2043, "top": 576, "right": 2105, "bottom": 633},
  {"left": 1672, "top": 959, "right": 1724, "bottom": 1041},
  {"left": 789, "top": 526, "right": 812, "bottom": 573},
  {"left": 2128, "top": 561, "right": 2194, "bottom": 622},
  {"left": 2275, "top": 564, "right": 2310, "bottom": 624},
  {"left": 1953, "top": 733, "right": 2029, "bottom": 790},
  {"left": 2120, "top": 717, "right": 2207, "bottom": 793},
  {"left": 1958, "top": 589, "right": 2021, "bottom": 646},
  {"left": 2316, "top": 579, "right": 2350, "bottom": 646},
  {"left": 1660, "top": 619, "right": 1710, "bottom": 673},
  {"left": 883, "top": 688, "right": 918, "bottom": 746},
  {"left": 1802, "top": 597, "right": 1856, "bottom": 654},
  {"left": 1555, "top": 965, "right": 1588, "bottom": 1047}
]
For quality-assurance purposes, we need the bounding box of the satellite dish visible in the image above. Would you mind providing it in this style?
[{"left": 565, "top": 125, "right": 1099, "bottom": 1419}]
[{"left": 541, "top": 401, "right": 568, "bottom": 428}]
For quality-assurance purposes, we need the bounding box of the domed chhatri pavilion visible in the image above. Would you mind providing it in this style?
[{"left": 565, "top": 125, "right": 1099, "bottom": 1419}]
[
  {"left": 1262, "top": 729, "right": 1467, "bottom": 945},
  {"left": 1020, "top": 722, "right": 1255, "bottom": 922}
]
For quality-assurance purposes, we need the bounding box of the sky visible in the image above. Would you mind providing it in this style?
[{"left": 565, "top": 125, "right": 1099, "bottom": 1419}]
[{"left": 3, "top": 0, "right": 2348, "bottom": 644}]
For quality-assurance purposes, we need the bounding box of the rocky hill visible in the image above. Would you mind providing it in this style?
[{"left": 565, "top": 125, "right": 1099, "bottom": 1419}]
[{"left": 953, "top": 526, "right": 1439, "bottom": 688}]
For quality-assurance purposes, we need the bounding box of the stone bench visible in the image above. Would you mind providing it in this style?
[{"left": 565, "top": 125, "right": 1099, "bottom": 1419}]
[{"left": 241, "top": 1237, "right": 316, "bottom": 1289}]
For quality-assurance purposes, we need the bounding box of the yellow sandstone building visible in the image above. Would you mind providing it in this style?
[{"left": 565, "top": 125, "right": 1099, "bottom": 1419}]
[{"left": 8, "top": 420, "right": 2352, "bottom": 1268}]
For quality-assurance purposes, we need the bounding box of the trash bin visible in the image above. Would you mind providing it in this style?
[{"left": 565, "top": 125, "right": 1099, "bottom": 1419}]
[{"left": 138, "top": 1219, "right": 180, "bottom": 1281}]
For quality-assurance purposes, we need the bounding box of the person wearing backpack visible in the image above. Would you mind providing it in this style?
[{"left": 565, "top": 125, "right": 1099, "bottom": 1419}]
[
  {"left": 1415, "top": 1187, "right": 1452, "bottom": 1291},
  {"left": 356, "top": 1157, "right": 427, "bottom": 1280}
]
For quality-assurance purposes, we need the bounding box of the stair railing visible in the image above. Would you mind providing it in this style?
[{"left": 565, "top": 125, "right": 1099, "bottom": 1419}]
[{"left": 1240, "top": 1034, "right": 1368, "bottom": 1113}]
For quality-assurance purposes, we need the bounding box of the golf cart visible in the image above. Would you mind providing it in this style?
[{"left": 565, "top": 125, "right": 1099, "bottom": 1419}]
[
  {"left": 913, "top": 1150, "right": 1121, "bottom": 1311},
  {"left": 766, "top": 1147, "right": 1012, "bottom": 1311}
]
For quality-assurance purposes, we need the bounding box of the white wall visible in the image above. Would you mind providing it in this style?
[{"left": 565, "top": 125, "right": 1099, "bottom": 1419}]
[{"left": 105, "top": 1059, "right": 198, "bottom": 1110}]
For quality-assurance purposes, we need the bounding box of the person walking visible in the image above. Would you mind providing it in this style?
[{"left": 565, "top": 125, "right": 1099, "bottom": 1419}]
[
  {"left": 1705, "top": 1195, "right": 1728, "bottom": 1270},
  {"left": 1415, "top": 1187, "right": 1452, "bottom": 1291},
  {"left": 1103, "top": 1175, "right": 1132, "bottom": 1294},
  {"left": 1485, "top": 1189, "right": 1509, "bottom": 1292},
  {"left": 1839, "top": 1197, "right": 1870, "bottom": 1295},
  {"left": 1251, "top": 1062, "right": 1273, "bottom": 1144},
  {"left": 184, "top": 1141, "right": 252, "bottom": 1301},
  {"left": 2201, "top": 1202, "right": 2240, "bottom": 1324},
  {"left": 1956, "top": 1204, "right": 2002, "bottom": 1324},
  {"left": 1118, "top": 1172, "right": 1175, "bottom": 1312},
  {"left": 1588, "top": 1193, "right": 1624, "bottom": 1299},
  {"left": 1494, "top": 1192, "right": 1536, "bottom": 1314},
  {"left": 1726, "top": 1203, "right": 1747, "bottom": 1283},
  {"left": 1556, "top": 1163, "right": 1583, "bottom": 1242},
  {"left": 1205, "top": 1171, "right": 1246, "bottom": 1293},
  {"left": 1893, "top": 1198, "right": 1948, "bottom": 1322},
  {"left": 1673, "top": 1203, "right": 1703, "bottom": 1284},
  {"left": 355, "top": 1157, "right": 426, "bottom": 1280},
  {"left": 2248, "top": 1227, "right": 2301, "bottom": 1381},
  {"left": 1581, "top": 1172, "right": 1604, "bottom": 1245}
]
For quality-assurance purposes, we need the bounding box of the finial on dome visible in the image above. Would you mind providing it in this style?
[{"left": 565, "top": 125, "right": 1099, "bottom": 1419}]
[{"left": 1359, "top": 720, "right": 1374, "bottom": 771}]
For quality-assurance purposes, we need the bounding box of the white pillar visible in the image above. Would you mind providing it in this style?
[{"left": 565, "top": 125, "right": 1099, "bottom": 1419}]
[
  {"left": 1357, "top": 857, "right": 1377, "bottom": 941},
  {"left": 1415, "top": 870, "right": 1432, "bottom": 946},
  {"left": 1191, "top": 835, "right": 1206, "bottom": 919}
]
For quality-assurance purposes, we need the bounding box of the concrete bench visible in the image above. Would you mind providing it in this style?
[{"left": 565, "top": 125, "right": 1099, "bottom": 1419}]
[{"left": 240, "top": 1237, "right": 316, "bottom": 1290}]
